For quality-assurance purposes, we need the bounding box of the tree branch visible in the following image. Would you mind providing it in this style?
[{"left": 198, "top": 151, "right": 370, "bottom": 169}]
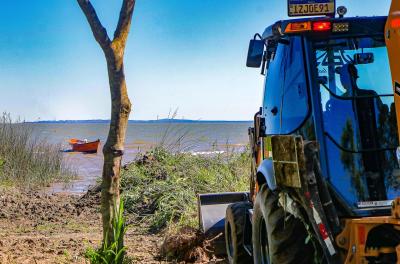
[
  {"left": 113, "top": 0, "right": 136, "bottom": 45},
  {"left": 77, "top": 0, "right": 112, "bottom": 52}
]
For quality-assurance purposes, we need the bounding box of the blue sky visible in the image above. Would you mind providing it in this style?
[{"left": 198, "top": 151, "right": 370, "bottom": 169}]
[{"left": 0, "top": 0, "right": 391, "bottom": 121}]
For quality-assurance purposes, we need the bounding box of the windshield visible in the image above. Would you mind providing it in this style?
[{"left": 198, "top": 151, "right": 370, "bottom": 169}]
[{"left": 315, "top": 37, "right": 400, "bottom": 209}]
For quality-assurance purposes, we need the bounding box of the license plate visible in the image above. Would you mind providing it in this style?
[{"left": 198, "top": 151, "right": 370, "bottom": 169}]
[{"left": 288, "top": 0, "right": 335, "bottom": 17}]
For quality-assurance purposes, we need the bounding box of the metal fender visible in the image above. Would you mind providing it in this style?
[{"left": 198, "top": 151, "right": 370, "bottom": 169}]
[{"left": 256, "top": 159, "right": 277, "bottom": 191}]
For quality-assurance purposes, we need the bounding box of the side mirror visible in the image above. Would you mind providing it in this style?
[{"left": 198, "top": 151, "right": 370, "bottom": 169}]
[
  {"left": 246, "top": 39, "right": 264, "bottom": 68},
  {"left": 354, "top": 53, "right": 374, "bottom": 64}
]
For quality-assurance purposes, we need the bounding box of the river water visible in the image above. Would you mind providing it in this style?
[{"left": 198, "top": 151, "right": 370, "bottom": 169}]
[{"left": 30, "top": 122, "right": 252, "bottom": 194}]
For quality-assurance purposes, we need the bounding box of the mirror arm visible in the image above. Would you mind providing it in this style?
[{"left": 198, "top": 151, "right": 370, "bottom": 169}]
[{"left": 253, "top": 33, "right": 263, "bottom": 40}]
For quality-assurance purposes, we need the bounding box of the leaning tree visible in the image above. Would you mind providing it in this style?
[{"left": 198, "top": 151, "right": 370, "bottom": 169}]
[{"left": 77, "top": 0, "right": 136, "bottom": 244}]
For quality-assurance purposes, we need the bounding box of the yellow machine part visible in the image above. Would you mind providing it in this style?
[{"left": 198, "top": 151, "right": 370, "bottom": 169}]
[
  {"left": 386, "top": 0, "right": 400, "bottom": 139},
  {"left": 336, "top": 198, "right": 400, "bottom": 263}
]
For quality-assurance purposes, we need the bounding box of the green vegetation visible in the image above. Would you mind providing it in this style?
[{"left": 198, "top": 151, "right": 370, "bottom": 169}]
[
  {"left": 0, "top": 113, "right": 75, "bottom": 187},
  {"left": 85, "top": 199, "right": 127, "bottom": 264},
  {"left": 121, "top": 146, "right": 250, "bottom": 232}
]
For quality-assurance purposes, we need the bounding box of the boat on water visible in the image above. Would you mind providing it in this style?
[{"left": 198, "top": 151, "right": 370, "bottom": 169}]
[{"left": 68, "top": 138, "right": 100, "bottom": 153}]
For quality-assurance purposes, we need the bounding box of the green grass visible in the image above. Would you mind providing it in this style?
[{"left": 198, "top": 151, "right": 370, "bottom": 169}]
[
  {"left": 121, "top": 146, "right": 250, "bottom": 232},
  {"left": 0, "top": 113, "right": 75, "bottom": 187}
]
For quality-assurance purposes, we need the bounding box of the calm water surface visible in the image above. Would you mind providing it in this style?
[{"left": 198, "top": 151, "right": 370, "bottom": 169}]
[{"left": 30, "top": 122, "right": 251, "bottom": 194}]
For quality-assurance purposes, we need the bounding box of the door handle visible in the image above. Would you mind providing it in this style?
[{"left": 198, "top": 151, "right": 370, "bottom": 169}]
[{"left": 271, "top": 106, "right": 278, "bottom": 116}]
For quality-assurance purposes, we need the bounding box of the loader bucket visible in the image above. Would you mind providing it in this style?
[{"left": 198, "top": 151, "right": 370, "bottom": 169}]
[{"left": 197, "top": 192, "right": 249, "bottom": 254}]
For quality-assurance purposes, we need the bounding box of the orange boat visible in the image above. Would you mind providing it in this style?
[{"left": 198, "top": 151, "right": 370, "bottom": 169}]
[{"left": 69, "top": 139, "right": 100, "bottom": 153}]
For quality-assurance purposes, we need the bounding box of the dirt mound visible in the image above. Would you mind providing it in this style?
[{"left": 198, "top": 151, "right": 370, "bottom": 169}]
[
  {"left": 161, "top": 227, "right": 225, "bottom": 263},
  {"left": 74, "top": 184, "right": 101, "bottom": 215},
  {"left": 0, "top": 189, "right": 77, "bottom": 224},
  {"left": 0, "top": 188, "right": 161, "bottom": 263},
  {"left": 0, "top": 188, "right": 100, "bottom": 263},
  {"left": 0, "top": 187, "right": 101, "bottom": 224}
]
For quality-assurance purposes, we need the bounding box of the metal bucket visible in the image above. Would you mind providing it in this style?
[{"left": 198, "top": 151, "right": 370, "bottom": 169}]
[{"left": 197, "top": 192, "right": 250, "bottom": 254}]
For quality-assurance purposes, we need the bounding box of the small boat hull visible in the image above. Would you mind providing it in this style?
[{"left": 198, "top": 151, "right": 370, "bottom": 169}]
[{"left": 71, "top": 139, "right": 100, "bottom": 153}]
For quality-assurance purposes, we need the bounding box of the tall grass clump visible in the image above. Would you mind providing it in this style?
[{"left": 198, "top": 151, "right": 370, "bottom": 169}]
[
  {"left": 121, "top": 146, "right": 250, "bottom": 232},
  {"left": 155, "top": 109, "right": 199, "bottom": 153},
  {"left": 85, "top": 199, "right": 127, "bottom": 264},
  {"left": 0, "top": 113, "right": 74, "bottom": 187}
]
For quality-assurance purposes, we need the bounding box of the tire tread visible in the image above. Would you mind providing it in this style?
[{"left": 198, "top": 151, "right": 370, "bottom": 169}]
[
  {"left": 253, "top": 185, "right": 314, "bottom": 264},
  {"left": 225, "top": 202, "right": 253, "bottom": 264}
]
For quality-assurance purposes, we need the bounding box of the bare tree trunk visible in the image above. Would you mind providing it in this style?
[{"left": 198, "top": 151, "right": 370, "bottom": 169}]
[
  {"left": 77, "top": 0, "right": 135, "bottom": 244},
  {"left": 101, "top": 49, "right": 131, "bottom": 241}
]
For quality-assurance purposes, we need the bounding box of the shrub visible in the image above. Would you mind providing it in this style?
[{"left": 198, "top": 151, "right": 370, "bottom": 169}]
[{"left": 121, "top": 146, "right": 250, "bottom": 232}]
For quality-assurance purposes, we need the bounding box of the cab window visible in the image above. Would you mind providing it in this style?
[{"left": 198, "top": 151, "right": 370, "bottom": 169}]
[{"left": 263, "top": 36, "right": 309, "bottom": 135}]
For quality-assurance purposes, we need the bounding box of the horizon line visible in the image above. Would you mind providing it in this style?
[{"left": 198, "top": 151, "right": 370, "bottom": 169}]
[{"left": 29, "top": 118, "right": 253, "bottom": 123}]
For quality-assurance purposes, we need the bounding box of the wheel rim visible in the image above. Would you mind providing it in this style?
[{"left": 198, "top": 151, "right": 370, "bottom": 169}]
[
  {"left": 259, "top": 217, "right": 270, "bottom": 264},
  {"left": 227, "top": 222, "right": 234, "bottom": 257}
]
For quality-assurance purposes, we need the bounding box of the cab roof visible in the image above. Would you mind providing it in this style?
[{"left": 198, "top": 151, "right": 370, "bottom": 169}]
[{"left": 262, "top": 16, "right": 387, "bottom": 40}]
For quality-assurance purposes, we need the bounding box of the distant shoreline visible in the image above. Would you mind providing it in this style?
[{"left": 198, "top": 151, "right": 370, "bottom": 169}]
[{"left": 29, "top": 119, "right": 253, "bottom": 124}]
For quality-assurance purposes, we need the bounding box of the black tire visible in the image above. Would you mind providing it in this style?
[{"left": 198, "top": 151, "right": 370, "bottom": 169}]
[
  {"left": 225, "top": 202, "right": 253, "bottom": 264},
  {"left": 252, "top": 185, "right": 314, "bottom": 264}
]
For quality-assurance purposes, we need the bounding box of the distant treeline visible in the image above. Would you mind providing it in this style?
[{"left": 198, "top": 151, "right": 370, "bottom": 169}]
[{"left": 30, "top": 119, "right": 252, "bottom": 124}]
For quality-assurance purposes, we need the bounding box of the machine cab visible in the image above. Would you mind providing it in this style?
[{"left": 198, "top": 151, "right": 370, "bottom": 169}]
[{"left": 248, "top": 16, "right": 400, "bottom": 216}]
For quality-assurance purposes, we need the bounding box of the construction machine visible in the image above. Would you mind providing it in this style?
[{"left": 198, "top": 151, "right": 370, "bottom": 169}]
[{"left": 198, "top": 0, "right": 400, "bottom": 263}]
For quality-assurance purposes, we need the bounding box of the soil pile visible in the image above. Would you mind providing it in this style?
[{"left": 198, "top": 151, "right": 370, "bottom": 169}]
[{"left": 161, "top": 227, "right": 225, "bottom": 263}]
